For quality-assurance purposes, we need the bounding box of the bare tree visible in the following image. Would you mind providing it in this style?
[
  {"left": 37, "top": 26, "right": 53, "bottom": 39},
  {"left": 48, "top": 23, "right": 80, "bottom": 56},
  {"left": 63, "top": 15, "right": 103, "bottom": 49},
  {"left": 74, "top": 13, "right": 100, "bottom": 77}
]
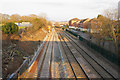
[
  {"left": 97, "top": 8, "right": 119, "bottom": 54},
  {"left": 21, "top": 16, "right": 30, "bottom": 22},
  {"left": 0, "top": 13, "right": 9, "bottom": 24},
  {"left": 29, "top": 14, "right": 38, "bottom": 22},
  {"left": 30, "top": 17, "right": 47, "bottom": 32},
  {"left": 10, "top": 14, "right": 21, "bottom": 22},
  {"left": 103, "top": 8, "right": 118, "bottom": 20},
  {"left": 48, "top": 21, "right": 52, "bottom": 27}
]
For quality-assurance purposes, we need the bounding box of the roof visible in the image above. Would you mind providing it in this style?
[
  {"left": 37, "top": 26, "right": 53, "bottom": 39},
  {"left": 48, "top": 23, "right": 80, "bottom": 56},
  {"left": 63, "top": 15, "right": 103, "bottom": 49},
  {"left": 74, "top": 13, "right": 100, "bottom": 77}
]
[
  {"left": 70, "top": 18, "right": 80, "bottom": 21},
  {"left": 89, "top": 18, "right": 97, "bottom": 22},
  {"left": 80, "top": 19, "right": 87, "bottom": 23}
]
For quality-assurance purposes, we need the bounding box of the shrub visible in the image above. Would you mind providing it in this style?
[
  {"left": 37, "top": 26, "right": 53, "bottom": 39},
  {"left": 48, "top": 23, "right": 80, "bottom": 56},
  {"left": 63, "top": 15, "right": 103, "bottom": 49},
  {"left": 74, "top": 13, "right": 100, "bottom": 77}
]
[
  {"left": 2, "top": 22, "right": 18, "bottom": 34},
  {"left": 32, "top": 18, "right": 47, "bottom": 31}
]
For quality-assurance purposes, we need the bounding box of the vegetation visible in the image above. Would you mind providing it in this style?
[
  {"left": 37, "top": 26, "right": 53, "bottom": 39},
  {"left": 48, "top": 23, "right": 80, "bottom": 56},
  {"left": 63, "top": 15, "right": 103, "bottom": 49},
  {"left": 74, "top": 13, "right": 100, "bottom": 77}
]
[
  {"left": 18, "top": 26, "right": 26, "bottom": 29},
  {"left": 2, "top": 22, "right": 18, "bottom": 34},
  {"left": 0, "top": 13, "right": 52, "bottom": 34},
  {"left": 32, "top": 18, "right": 47, "bottom": 31},
  {"left": 82, "top": 8, "right": 119, "bottom": 54},
  {"left": 95, "top": 8, "right": 119, "bottom": 54}
]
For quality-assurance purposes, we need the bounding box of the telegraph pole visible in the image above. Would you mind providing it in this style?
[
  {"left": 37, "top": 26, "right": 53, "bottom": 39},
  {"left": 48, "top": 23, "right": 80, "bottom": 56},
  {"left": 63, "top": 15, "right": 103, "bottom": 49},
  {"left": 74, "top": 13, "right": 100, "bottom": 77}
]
[
  {"left": 118, "top": 1, "right": 120, "bottom": 53},
  {"left": 117, "top": 1, "right": 120, "bottom": 65}
]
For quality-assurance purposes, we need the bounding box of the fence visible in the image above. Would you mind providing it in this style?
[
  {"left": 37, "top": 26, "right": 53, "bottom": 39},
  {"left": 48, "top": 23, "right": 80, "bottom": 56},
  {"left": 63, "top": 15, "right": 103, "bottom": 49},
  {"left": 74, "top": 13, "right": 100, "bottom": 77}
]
[
  {"left": 66, "top": 29, "right": 120, "bottom": 67},
  {"left": 8, "top": 33, "right": 50, "bottom": 80}
]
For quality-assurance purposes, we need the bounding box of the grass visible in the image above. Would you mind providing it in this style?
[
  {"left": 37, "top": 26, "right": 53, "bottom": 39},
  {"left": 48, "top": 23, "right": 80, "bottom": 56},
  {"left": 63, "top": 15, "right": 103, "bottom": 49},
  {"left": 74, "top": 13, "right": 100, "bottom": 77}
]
[{"left": 18, "top": 26, "right": 26, "bottom": 29}]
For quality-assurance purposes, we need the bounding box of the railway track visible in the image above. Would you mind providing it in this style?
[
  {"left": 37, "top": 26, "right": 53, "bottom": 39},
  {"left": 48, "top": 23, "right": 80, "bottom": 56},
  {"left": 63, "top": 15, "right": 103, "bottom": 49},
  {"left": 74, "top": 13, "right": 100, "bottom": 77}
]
[
  {"left": 16, "top": 28, "right": 119, "bottom": 80},
  {"left": 57, "top": 29, "right": 119, "bottom": 79}
]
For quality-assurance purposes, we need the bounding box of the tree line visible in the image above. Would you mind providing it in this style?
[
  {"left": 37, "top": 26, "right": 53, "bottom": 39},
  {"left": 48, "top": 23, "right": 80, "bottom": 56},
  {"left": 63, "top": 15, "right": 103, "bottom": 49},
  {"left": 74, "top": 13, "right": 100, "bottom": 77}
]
[
  {"left": 0, "top": 13, "right": 52, "bottom": 34},
  {"left": 84, "top": 8, "right": 119, "bottom": 54}
]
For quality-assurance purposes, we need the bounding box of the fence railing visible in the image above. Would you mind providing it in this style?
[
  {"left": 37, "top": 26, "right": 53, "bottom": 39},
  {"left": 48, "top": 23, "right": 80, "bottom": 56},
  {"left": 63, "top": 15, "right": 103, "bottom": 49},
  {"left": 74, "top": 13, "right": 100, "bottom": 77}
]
[
  {"left": 66, "top": 29, "right": 120, "bottom": 67},
  {"left": 8, "top": 33, "right": 49, "bottom": 80}
]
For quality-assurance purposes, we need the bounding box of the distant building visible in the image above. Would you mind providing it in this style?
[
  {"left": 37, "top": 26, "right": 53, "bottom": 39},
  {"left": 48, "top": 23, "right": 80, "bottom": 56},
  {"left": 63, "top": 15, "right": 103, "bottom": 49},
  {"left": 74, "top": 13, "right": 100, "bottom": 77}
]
[
  {"left": 78, "top": 18, "right": 91, "bottom": 31},
  {"left": 15, "top": 23, "right": 20, "bottom": 26},
  {"left": 20, "top": 22, "right": 31, "bottom": 27},
  {"left": 59, "top": 21, "right": 68, "bottom": 25},
  {"left": 69, "top": 18, "right": 80, "bottom": 26},
  {"left": 68, "top": 18, "right": 81, "bottom": 29},
  {"left": 52, "top": 21, "right": 68, "bottom": 27},
  {"left": 15, "top": 22, "right": 31, "bottom": 27},
  {"left": 73, "top": 20, "right": 81, "bottom": 28},
  {"left": 88, "top": 18, "right": 101, "bottom": 33}
]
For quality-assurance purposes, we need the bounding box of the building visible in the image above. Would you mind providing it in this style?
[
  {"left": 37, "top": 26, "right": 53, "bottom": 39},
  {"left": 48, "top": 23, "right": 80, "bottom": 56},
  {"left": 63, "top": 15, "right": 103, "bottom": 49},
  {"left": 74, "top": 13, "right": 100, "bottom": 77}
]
[
  {"left": 52, "top": 21, "right": 68, "bottom": 27},
  {"left": 69, "top": 18, "right": 81, "bottom": 29},
  {"left": 15, "top": 22, "right": 31, "bottom": 27},
  {"left": 88, "top": 18, "right": 102, "bottom": 33},
  {"left": 20, "top": 22, "right": 31, "bottom": 27},
  {"left": 69, "top": 18, "right": 80, "bottom": 26},
  {"left": 78, "top": 18, "right": 91, "bottom": 31},
  {"left": 73, "top": 20, "right": 81, "bottom": 28}
]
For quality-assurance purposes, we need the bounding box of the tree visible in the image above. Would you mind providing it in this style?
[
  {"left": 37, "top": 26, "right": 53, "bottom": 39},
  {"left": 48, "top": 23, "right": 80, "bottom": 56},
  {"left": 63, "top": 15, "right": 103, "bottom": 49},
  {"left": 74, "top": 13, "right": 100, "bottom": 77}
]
[
  {"left": 48, "top": 21, "right": 52, "bottom": 27},
  {"left": 103, "top": 8, "right": 118, "bottom": 20},
  {"left": 97, "top": 8, "right": 119, "bottom": 53},
  {"left": 10, "top": 14, "right": 21, "bottom": 22},
  {"left": 21, "top": 16, "right": 30, "bottom": 22},
  {"left": 104, "top": 8, "right": 119, "bottom": 53},
  {"left": 2, "top": 22, "right": 18, "bottom": 34},
  {"left": 31, "top": 17, "right": 47, "bottom": 31},
  {"left": 29, "top": 14, "right": 38, "bottom": 22},
  {"left": 0, "top": 13, "right": 9, "bottom": 24}
]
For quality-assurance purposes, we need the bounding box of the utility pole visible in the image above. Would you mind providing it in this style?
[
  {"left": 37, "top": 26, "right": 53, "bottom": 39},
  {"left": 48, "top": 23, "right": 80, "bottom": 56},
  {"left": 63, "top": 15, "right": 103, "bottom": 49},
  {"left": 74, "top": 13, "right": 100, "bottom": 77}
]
[
  {"left": 118, "top": 1, "right": 120, "bottom": 53},
  {"left": 117, "top": 1, "right": 120, "bottom": 63}
]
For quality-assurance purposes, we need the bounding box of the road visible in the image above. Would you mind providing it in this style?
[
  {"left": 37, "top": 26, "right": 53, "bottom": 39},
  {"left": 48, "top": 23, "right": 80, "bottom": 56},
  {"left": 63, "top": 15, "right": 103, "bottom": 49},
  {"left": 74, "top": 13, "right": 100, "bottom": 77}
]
[{"left": 18, "top": 28, "right": 119, "bottom": 79}]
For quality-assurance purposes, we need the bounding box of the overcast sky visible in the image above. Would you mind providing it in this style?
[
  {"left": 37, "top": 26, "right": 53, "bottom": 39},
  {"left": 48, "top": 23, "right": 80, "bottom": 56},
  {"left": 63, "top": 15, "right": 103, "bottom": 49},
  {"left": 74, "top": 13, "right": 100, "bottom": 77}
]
[{"left": 0, "top": 0, "right": 119, "bottom": 21}]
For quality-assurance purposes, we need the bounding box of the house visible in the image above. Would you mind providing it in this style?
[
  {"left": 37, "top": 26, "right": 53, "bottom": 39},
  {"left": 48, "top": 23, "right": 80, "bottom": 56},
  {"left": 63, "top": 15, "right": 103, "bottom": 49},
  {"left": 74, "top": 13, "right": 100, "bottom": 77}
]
[
  {"left": 15, "top": 22, "right": 31, "bottom": 27},
  {"left": 73, "top": 20, "right": 81, "bottom": 28},
  {"left": 78, "top": 18, "right": 91, "bottom": 31},
  {"left": 69, "top": 18, "right": 80, "bottom": 26},
  {"left": 69, "top": 18, "right": 81, "bottom": 28},
  {"left": 88, "top": 18, "right": 102, "bottom": 33},
  {"left": 52, "top": 21, "right": 68, "bottom": 27},
  {"left": 20, "top": 22, "right": 31, "bottom": 27}
]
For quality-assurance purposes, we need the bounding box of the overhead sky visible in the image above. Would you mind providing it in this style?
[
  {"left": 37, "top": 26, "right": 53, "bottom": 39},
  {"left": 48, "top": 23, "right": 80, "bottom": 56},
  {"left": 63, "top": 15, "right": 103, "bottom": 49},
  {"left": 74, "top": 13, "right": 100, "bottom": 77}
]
[{"left": 0, "top": 0, "right": 119, "bottom": 21}]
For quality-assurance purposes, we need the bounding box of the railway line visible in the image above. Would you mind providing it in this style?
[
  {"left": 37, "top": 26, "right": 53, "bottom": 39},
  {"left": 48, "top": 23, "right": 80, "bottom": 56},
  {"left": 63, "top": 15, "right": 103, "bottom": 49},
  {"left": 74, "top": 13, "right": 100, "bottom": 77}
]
[
  {"left": 9, "top": 28, "right": 119, "bottom": 80},
  {"left": 58, "top": 30, "right": 119, "bottom": 79}
]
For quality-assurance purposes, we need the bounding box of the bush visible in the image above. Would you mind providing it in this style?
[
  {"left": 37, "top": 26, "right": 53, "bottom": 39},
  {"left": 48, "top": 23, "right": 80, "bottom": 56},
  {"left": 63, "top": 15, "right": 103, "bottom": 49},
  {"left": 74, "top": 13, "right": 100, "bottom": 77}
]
[
  {"left": 32, "top": 18, "right": 47, "bottom": 31},
  {"left": 2, "top": 22, "right": 18, "bottom": 34}
]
